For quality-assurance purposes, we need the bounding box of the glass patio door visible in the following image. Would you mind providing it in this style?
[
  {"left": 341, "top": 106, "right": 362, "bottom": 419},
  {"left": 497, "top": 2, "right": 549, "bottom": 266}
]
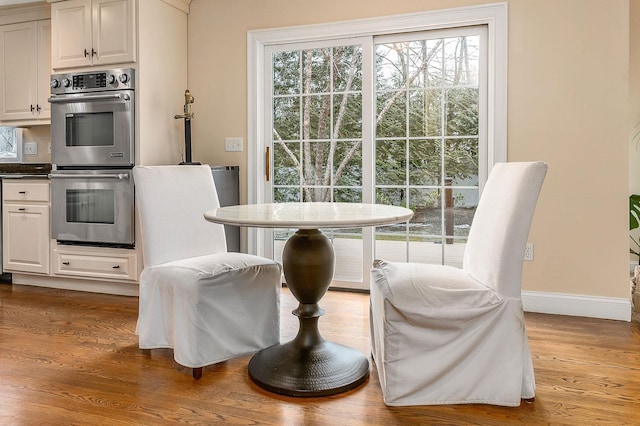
[
  {"left": 374, "top": 27, "right": 487, "bottom": 268},
  {"left": 262, "top": 26, "right": 487, "bottom": 289},
  {"left": 265, "top": 38, "right": 372, "bottom": 289}
]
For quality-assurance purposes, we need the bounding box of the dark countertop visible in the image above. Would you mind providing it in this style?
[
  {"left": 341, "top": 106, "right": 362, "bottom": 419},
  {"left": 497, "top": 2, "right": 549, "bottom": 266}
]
[{"left": 0, "top": 163, "right": 51, "bottom": 178}]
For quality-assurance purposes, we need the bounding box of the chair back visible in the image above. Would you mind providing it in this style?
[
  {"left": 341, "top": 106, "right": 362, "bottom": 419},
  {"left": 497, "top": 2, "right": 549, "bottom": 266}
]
[
  {"left": 463, "top": 161, "right": 547, "bottom": 298},
  {"left": 133, "top": 165, "right": 227, "bottom": 267}
]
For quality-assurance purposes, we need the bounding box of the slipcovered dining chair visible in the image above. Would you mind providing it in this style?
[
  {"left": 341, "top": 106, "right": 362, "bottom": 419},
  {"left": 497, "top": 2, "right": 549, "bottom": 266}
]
[
  {"left": 133, "top": 165, "right": 282, "bottom": 379},
  {"left": 370, "top": 161, "right": 547, "bottom": 406}
]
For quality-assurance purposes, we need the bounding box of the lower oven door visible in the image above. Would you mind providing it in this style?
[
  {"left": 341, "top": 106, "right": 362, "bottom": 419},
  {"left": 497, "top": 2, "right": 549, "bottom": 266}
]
[{"left": 50, "top": 169, "right": 134, "bottom": 247}]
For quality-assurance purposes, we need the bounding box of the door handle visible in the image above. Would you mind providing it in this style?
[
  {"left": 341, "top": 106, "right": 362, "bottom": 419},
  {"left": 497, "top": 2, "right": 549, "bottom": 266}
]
[
  {"left": 265, "top": 146, "right": 270, "bottom": 182},
  {"left": 48, "top": 93, "right": 129, "bottom": 103},
  {"left": 49, "top": 172, "right": 130, "bottom": 180}
]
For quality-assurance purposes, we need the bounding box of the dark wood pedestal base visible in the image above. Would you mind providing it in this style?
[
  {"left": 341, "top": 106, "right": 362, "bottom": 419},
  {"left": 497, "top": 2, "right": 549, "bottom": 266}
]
[{"left": 248, "top": 229, "right": 370, "bottom": 397}]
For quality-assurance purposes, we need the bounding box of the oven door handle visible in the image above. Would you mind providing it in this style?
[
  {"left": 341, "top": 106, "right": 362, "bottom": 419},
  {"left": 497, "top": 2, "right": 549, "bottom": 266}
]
[
  {"left": 49, "top": 173, "right": 130, "bottom": 180},
  {"left": 48, "top": 93, "right": 130, "bottom": 103}
]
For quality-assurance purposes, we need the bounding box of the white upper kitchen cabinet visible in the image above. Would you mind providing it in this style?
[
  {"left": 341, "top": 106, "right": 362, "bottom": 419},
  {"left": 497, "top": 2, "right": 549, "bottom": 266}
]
[
  {"left": 51, "top": 0, "right": 136, "bottom": 69},
  {"left": 0, "top": 20, "right": 51, "bottom": 122}
]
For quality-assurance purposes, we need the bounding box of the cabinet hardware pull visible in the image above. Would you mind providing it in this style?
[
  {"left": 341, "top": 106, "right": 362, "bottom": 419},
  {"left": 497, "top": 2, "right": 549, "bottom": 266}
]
[
  {"left": 62, "top": 262, "right": 70, "bottom": 266},
  {"left": 84, "top": 49, "right": 89, "bottom": 57},
  {"left": 18, "top": 208, "right": 25, "bottom": 211},
  {"left": 112, "top": 265, "right": 120, "bottom": 269},
  {"left": 265, "top": 146, "right": 270, "bottom": 182},
  {"left": 18, "top": 191, "right": 26, "bottom": 194},
  {"left": 91, "top": 48, "right": 96, "bottom": 57},
  {"left": 36, "top": 105, "right": 41, "bottom": 112},
  {"left": 30, "top": 105, "right": 35, "bottom": 112}
]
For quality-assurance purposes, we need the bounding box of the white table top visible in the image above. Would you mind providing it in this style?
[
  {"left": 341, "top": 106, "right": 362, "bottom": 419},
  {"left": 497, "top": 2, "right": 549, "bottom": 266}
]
[{"left": 204, "top": 202, "right": 414, "bottom": 229}]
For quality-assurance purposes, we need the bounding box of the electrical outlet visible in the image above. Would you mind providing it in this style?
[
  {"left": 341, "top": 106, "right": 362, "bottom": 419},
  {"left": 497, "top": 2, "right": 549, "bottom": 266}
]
[
  {"left": 24, "top": 142, "right": 37, "bottom": 155},
  {"left": 524, "top": 243, "right": 534, "bottom": 261},
  {"left": 225, "top": 137, "right": 243, "bottom": 152}
]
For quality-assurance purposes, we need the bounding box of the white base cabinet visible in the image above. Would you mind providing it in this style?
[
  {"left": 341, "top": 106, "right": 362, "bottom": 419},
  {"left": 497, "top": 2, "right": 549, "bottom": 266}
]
[
  {"left": 2, "top": 179, "right": 139, "bottom": 292},
  {"left": 2, "top": 180, "right": 50, "bottom": 275}
]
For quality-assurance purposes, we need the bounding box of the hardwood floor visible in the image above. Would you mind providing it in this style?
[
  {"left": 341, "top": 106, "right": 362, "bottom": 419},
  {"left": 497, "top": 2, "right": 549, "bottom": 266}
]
[{"left": 1, "top": 282, "right": 639, "bottom": 425}]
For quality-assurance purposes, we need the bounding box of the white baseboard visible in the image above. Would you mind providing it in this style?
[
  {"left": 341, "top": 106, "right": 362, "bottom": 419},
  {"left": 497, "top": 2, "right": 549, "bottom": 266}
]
[
  {"left": 11, "top": 273, "right": 139, "bottom": 297},
  {"left": 522, "top": 291, "right": 631, "bottom": 322},
  {"left": 7, "top": 274, "right": 632, "bottom": 321}
]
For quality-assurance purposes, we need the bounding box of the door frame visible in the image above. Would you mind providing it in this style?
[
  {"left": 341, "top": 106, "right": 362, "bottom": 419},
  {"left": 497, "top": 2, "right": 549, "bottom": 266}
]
[{"left": 246, "top": 3, "right": 508, "bottom": 260}]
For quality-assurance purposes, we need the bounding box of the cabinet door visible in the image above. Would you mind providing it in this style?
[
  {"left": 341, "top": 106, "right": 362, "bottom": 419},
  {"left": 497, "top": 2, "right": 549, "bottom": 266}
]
[
  {"left": 51, "top": 0, "right": 92, "bottom": 69},
  {"left": 92, "top": 0, "right": 136, "bottom": 66},
  {"left": 0, "top": 22, "right": 37, "bottom": 120},
  {"left": 2, "top": 204, "right": 50, "bottom": 274},
  {"left": 37, "top": 20, "right": 51, "bottom": 119}
]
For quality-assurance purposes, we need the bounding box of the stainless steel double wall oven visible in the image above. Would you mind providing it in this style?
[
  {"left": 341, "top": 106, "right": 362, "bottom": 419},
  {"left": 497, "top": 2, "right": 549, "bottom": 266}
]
[{"left": 49, "top": 68, "right": 135, "bottom": 247}]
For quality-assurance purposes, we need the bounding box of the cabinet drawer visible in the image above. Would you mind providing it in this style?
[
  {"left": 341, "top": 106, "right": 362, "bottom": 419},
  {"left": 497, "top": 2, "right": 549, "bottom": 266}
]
[
  {"left": 3, "top": 180, "right": 50, "bottom": 202},
  {"left": 53, "top": 248, "right": 137, "bottom": 281}
]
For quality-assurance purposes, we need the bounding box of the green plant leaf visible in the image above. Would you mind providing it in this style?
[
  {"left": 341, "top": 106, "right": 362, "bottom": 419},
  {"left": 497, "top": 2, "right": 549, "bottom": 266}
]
[{"left": 630, "top": 194, "right": 640, "bottom": 230}]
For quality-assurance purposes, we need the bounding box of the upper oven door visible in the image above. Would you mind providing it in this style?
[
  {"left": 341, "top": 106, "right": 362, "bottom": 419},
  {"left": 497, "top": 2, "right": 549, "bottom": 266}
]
[{"left": 49, "top": 90, "right": 134, "bottom": 167}]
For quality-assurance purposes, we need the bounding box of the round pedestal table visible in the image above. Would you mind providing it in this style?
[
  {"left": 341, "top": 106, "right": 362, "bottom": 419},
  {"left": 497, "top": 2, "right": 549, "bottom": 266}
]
[{"left": 204, "top": 202, "right": 413, "bottom": 397}]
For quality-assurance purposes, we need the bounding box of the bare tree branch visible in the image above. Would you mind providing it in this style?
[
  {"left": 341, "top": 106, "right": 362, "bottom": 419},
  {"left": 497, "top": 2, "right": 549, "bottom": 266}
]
[
  {"left": 273, "top": 128, "right": 301, "bottom": 172},
  {"left": 324, "top": 48, "right": 361, "bottom": 197},
  {"left": 376, "top": 39, "right": 443, "bottom": 126},
  {"left": 333, "top": 140, "right": 362, "bottom": 190}
]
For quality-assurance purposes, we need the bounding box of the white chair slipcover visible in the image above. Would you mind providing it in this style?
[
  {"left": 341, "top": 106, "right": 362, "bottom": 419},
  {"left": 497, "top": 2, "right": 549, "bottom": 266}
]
[
  {"left": 133, "top": 165, "right": 281, "bottom": 377},
  {"left": 370, "top": 161, "right": 547, "bottom": 406}
]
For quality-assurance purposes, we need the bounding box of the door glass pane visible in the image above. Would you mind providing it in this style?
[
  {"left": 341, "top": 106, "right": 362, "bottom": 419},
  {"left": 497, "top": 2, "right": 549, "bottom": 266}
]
[
  {"left": 271, "top": 44, "right": 364, "bottom": 284},
  {"left": 66, "top": 189, "right": 115, "bottom": 224},
  {"left": 375, "top": 32, "right": 482, "bottom": 267},
  {"left": 266, "top": 28, "right": 486, "bottom": 283},
  {"left": 66, "top": 112, "right": 113, "bottom": 147}
]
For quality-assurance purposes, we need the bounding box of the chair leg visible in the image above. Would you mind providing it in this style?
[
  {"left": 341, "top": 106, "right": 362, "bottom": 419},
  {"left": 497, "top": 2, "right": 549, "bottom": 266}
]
[
  {"left": 193, "top": 367, "right": 203, "bottom": 380},
  {"left": 523, "top": 397, "right": 535, "bottom": 404}
]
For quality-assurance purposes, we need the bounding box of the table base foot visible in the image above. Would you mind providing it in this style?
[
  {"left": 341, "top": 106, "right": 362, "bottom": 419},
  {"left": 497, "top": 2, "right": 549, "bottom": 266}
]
[{"left": 248, "top": 340, "right": 370, "bottom": 397}]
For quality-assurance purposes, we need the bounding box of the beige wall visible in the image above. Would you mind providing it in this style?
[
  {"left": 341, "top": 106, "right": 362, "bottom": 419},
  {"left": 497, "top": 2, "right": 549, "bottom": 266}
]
[
  {"left": 22, "top": 125, "right": 51, "bottom": 164},
  {"left": 136, "top": 0, "right": 188, "bottom": 165},
  {"left": 187, "top": 0, "right": 631, "bottom": 299},
  {"left": 630, "top": 1, "right": 640, "bottom": 261}
]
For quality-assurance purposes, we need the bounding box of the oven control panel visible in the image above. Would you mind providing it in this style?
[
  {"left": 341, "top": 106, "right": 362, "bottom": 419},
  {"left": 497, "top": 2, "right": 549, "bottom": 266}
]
[{"left": 50, "top": 68, "right": 135, "bottom": 94}]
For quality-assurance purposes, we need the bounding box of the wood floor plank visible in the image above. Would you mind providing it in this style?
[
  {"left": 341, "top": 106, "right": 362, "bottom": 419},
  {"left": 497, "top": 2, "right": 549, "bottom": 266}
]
[{"left": 1, "top": 282, "right": 639, "bottom": 425}]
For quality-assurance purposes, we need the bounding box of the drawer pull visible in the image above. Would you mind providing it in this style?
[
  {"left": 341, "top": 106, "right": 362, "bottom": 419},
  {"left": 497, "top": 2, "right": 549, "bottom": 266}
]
[
  {"left": 62, "top": 261, "right": 70, "bottom": 266},
  {"left": 18, "top": 208, "right": 26, "bottom": 211},
  {"left": 112, "top": 265, "right": 120, "bottom": 269},
  {"left": 18, "top": 191, "right": 26, "bottom": 194}
]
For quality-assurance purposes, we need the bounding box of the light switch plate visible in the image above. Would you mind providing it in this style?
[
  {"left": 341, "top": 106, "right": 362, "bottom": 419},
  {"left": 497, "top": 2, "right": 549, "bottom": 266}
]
[
  {"left": 225, "top": 137, "right": 243, "bottom": 152},
  {"left": 24, "top": 142, "right": 37, "bottom": 155}
]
